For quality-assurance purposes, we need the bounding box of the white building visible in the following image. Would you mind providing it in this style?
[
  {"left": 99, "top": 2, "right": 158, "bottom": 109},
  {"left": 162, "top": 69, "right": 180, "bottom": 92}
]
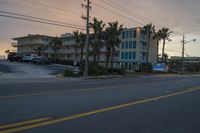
[
  {"left": 12, "top": 27, "right": 158, "bottom": 70},
  {"left": 12, "top": 34, "right": 53, "bottom": 55},
  {"left": 119, "top": 27, "right": 157, "bottom": 70}
]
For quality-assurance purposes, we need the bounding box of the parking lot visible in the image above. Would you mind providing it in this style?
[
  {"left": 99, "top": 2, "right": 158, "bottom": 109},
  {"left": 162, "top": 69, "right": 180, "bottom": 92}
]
[{"left": 0, "top": 60, "right": 72, "bottom": 79}]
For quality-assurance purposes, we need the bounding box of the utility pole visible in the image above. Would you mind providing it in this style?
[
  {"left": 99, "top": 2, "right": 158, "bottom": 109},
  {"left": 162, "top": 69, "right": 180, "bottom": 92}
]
[
  {"left": 180, "top": 36, "right": 196, "bottom": 75},
  {"left": 82, "top": 0, "right": 91, "bottom": 77},
  {"left": 181, "top": 35, "right": 185, "bottom": 75}
]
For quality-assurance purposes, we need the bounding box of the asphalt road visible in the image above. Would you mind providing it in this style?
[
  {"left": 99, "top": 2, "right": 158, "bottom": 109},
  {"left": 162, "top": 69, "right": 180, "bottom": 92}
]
[{"left": 0, "top": 73, "right": 200, "bottom": 133}]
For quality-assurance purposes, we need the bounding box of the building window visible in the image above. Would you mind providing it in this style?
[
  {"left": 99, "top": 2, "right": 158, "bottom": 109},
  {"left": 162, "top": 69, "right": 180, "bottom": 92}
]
[
  {"left": 132, "top": 52, "right": 136, "bottom": 59},
  {"left": 121, "top": 52, "right": 125, "bottom": 60},
  {"left": 125, "top": 41, "right": 129, "bottom": 49},
  {"left": 67, "top": 54, "right": 71, "bottom": 58},
  {"left": 122, "top": 32, "right": 125, "bottom": 39},
  {"left": 129, "top": 41, "right": 133, "bottom": 49},
  {"left": 141, "top": 41, "right": 147, "bottom": 50},
  {"left": 125, "top": 52, "right": 128, "bottom": 60},
  {"left": 129, "top": 52, "right": 132, "bottom": 59},
  {"left": 121, "top": 42, "right": 125, "bottom": 49},
  {"left": 133, "top": 41, "right": 136, "bottom": 48},
  {"left": 126, "top": 31, "right": 129, "bottom": 39},
  {"left": 141, "top": 31, "right": 146, "bottom": 40},
  {"left": 134, "top": 30, "right": 137, "bottom": 38},
  {"left": 130, "top": 30, "right": 133, "bottom": 38}
]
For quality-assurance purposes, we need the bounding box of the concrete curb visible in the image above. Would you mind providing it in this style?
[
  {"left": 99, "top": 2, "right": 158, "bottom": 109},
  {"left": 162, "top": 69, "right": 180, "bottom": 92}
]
[
  {"left": 56, "top": 74, "right": 65, "bottom": 78},
  {"left": 81, "top": 75, "right": 125, "bottom": 80}
]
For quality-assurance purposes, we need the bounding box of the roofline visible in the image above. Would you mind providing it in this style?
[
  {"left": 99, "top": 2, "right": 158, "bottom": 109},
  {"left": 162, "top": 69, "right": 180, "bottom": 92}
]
[{"left": 12, "top": 34, "right": 55, "bottom": 40}]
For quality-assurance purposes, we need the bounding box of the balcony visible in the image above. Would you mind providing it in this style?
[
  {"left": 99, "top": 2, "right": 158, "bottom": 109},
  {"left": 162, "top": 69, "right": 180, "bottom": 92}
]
[{"left": 11, "top": 43, "right": 18, "bottom": 47}]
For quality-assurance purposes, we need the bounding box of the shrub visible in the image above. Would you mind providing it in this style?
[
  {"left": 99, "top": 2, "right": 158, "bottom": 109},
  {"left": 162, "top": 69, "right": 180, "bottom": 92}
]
[{"left": 63, "top": 70, "right": 74, "bottom": 77}]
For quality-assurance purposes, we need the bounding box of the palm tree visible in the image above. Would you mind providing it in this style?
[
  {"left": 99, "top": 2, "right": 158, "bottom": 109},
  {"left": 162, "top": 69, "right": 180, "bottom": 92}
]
[
  {"left": 143, "top": 23, "right": 155, "bottom": 64},
  {"left": 163, "top": 53, "right": 169, "bottom": 63},
  {"left": 73, "top": 30, "right": 81, "bottom": 62},
  {"left": 79, "top": 32, "right": 86, "bottom": 66},
  {"left": 103, "top": 31, "right": 111, "bottom": 69},
  {"left": 91, "top": 17, "right": 106, "bottom": 62},
  {"left": 157, "top": 28, "right": 172, "bottom": 61},
  {"left": 153, "top": 31, "right": 161, "bottom": 62},
  {"left": 33, "top": 45, "right": 46, "bottom": 56},
  {"left": 49, "top": 37, "right": 63, "bottom": 63},
  {"left": 105, "top": 21, "right": 123, "bottom": 69}
]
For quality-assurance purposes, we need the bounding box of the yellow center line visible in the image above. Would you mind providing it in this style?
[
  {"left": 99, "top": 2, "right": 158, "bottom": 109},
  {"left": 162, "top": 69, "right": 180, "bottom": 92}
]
[
  {"left": 0, "top": 118, "right": 51, "bottom": 130},
  {"left": 0, "top": 86, "right": 118, "bottom": 99},
  {"left": 1, "top": 86, "right": 199, "bottom": 133}
]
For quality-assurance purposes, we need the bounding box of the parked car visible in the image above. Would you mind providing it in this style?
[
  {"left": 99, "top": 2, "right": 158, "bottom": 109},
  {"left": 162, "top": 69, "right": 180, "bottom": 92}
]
[
  {"left": 8, "top": 52, "right": 23, "bottom": 62},
  {"left": 33, "top": 57, "right": 51, "bottom": 65},
  {"left": 22, "top": 54, "right": 38, "bottom": 62},
  {"left": 153, "top": 63, "right": 169, "bottom": 72}
]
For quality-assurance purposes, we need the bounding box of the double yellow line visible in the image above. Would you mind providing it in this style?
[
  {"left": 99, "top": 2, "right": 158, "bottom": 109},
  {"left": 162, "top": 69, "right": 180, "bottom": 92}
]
[
  {"left": 0, "top": 86, "right": 199, "bottom": 133},
  {"left": 0, "top": 118, "right": 51, "bottom": 133}
]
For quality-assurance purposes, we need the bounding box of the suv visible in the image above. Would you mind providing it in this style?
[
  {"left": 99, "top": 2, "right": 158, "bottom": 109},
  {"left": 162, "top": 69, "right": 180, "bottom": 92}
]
[
  {"left": 22, "top": 54, "right": 38, "bottom": 62},
  {"left": 8, "top": 52, "right": 23, "bottom": 62},
  {"left": 33, "top": 56, "right": 51, "bottom": 65}
]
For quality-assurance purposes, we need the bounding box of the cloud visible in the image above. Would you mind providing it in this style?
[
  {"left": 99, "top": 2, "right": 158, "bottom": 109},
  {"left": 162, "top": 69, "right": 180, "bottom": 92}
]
[{"left": 0, "top": 0, "right": 200, "bottom": 56}]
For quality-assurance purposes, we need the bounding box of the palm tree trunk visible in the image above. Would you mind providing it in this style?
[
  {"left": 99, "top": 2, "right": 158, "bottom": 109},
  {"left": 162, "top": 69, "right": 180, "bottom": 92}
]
[
  {"left": 75, "top": 46, "right": 78, "bottom": 61},
  {"left": 157, "top": 40, "right": 159, "bottom": 63},
  {"left": 162, "top": 39, "right": 166, "bottom": 61},
  {"left": 97, "top": 50, "right": 100, "bottom": 61},
  {"left": 80, "top": 45, "right": 84, "bottom": 67},
  {"left": 93, "top": 52, "right": 97, "bottom": 63},
  {"left": 106, "top": 50, "right": 110, "bottom": 69},
  {"left": 111, "top": 47, "right": 114, "bottom": 69},
  {"left": 147, "top": 32, "right": 150, "bottom": 64}
]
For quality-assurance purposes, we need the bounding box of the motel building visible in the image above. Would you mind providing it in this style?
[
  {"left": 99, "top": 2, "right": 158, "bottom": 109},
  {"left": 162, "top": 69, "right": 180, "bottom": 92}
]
[{"left": 12, "top": 27, "right": 158, "bottom": 70}]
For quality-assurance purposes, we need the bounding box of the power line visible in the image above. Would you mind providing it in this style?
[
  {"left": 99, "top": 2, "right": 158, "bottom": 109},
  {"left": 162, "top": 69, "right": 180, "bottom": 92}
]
[
  {"left": 0, "top": 1, "right": 81, "bottom": 20},
  {"left": 99, "top": 0, "right": 152, "bottom": 24},
  {"left": 107, "top": 0, "right": 183, "bottom": 36},
  {"left": 0, "top": 11, "right": 85, "bottom": 29},
  {"left": 91, "top": 2, "right": 144, "bottom": 26},
  {"left": 0, "top": 14, "right": 85, "bottom": 30},
  {"left": 97, "top": 0, "right": 183, "bottom": 36},
  {"left": 20, "top": 0, "right": 81, "bottom": 17},
  {"left": 190, "top": 44, "right": 200, "bottom": 49}
]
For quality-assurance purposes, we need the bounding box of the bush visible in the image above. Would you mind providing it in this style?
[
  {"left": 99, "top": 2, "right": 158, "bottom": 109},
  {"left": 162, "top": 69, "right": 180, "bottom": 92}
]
[
  {"left": 107, "top": 68, "right": 125, "bottom": 75},
  {"left": 80, "top": 63, "right": 108, "bottom": 76},
  {"left": 88, "top": 63, "right": 108, "bottom": 76},
  {"left": 57, "top": 60, "right": 74, "bottom": 65}
]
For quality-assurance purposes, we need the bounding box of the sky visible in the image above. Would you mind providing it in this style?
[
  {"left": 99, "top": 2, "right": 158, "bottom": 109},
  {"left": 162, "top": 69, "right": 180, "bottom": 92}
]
[{"left": 0, "top": 0, "right": 200, "bottom": 57}]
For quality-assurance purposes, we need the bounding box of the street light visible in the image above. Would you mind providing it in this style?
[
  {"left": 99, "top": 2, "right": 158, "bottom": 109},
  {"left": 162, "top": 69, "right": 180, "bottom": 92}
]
[
  {"left": 184, "top": 39, "right": 196, "bottom": 44},
  {"left": 181, "top": 36, "right": 196, "bottom": 75}
]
